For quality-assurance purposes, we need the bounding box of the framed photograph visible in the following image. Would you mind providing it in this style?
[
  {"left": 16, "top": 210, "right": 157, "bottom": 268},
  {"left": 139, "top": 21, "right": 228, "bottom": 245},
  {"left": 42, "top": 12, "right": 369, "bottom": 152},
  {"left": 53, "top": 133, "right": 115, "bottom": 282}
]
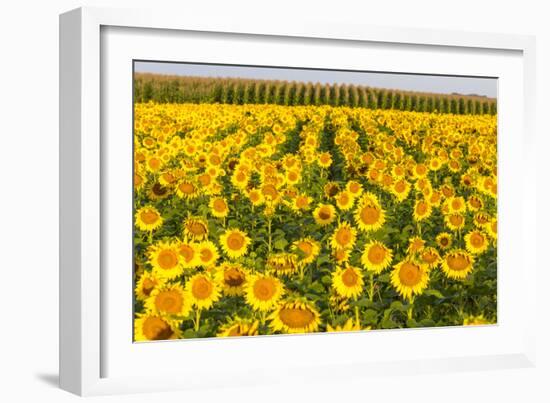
[{"left": 60, "top": 6, "right": 537, "bottom": 396}]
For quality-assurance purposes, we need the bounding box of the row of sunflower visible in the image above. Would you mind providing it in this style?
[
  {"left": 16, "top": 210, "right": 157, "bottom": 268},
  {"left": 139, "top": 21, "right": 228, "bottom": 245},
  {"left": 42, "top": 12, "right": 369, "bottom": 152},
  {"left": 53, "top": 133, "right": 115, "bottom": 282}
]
[{"left": 133, "top": 102, "right": 497, "bottom": 341}]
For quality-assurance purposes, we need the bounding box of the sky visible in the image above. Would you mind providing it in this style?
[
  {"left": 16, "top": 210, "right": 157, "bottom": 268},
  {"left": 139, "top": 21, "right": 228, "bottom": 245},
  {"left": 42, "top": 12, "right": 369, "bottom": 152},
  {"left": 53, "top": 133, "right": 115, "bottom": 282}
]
[{"left": 135, "top": 61, "right": 497, "bottom": 98}]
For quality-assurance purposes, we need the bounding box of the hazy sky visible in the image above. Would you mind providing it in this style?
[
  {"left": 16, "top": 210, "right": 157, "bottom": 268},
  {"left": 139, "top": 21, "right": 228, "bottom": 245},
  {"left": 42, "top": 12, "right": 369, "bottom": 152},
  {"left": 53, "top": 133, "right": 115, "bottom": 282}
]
[{"left": 135, "top": 61, "right": 497, "bottom": 98}]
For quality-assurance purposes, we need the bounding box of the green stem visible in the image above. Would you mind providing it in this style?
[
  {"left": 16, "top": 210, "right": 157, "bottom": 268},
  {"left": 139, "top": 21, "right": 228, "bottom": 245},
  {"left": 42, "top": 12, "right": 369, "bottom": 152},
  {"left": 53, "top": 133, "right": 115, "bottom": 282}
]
[
  {"left": 369, "top": 272, "right": 374, "bottom": 302},
  {"left": 194, "top": 309, "right": 202, "bottom": 332},
  {"left": 407, "top": 296, "right": 416, "bottom": 320},
  {"left": 267, "top": 217, "right": 272, "bottom": 253}
]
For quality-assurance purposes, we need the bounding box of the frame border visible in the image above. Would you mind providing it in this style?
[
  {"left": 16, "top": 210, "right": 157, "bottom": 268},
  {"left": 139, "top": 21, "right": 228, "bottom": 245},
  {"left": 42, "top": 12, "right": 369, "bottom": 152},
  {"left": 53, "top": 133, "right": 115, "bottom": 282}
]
[{"left": 59, "top": 6, "right": 537, "bottom": 396}]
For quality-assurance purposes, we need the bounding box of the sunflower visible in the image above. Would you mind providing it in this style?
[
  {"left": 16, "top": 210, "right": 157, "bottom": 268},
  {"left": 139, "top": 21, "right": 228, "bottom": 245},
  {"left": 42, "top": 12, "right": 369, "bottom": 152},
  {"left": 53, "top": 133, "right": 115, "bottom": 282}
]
[
  {"left": 445, "top": 213, "right": 465, "bottom": 231},
  {"left": 134, "top": 313, "right": 182, "bottom": 342},
  {"left": 473, "top": 212, "right": 491, "bottom": 228},
  {"left": 486, "top": 218, "right": 497, "bottom": 240},
  {"left": 407, "top": 236, "right": 426, "bottom": 255},
  {"left": 218, "top": 263, "right": 249, "bottom": 296},
  {"left": 436, "top": 232, "right": 453, "bottom": 250},
  {"left": 332, "top": 266, "right": 364, "bottom": 299},
  {"left": 390, "top": 179, "right": 411, "bottom": 202},
  {"left": 183, "top": 216, "right": 209, "bottom": 241},
  {"left": 463, "top": 315, "right": 492, "bottom": 326},
  {"left": 145, "top": 283, "right": 192, "bottom": 318},
  {"left": 390, "top": 259, "right": 429, "bottom": 300},
  {"left": 327, "top": 318, "right": 366, "bottom": 332},
  {"left": 354, "top": 200, "right": 385, "bottom": 232},
  {"left": 217, "top": 317, "right": 259, "bottom": 337},
  {"left": 291, "top": 194, "right": 312, "bottom": 211},
  {"left": 361, "top": 241, "right": 393, "bottom": 273},
  {"left": 441, "top": 249, "right": 475, "bottom": 279},
  {"left": 268, "top": 298, "right": 321, "bottom": 334},
  {"left": 245, "top": 274, "right": 284, "bottom": 311},
  {"left": 292, "top": 238, "right": 320, "bottom": 265},
  {"left": 464, "top": 230, "right": 489, "bottom": 255},
  {"left": 266, "top": 253, "right": 299, "bottom": 276},
  {"left": 318, "top": 152, "right": 333, "bottom": 168},
  {"left": 446, "top": 196, "right": 467, "bottom": 214},
  {"left": 246, "top": 188, "right": 265, "bottom": 207},
  {"left": 175, "top": 180, "right": 199, "bottom": 199},
  {"left": 196, "top": 241, "right": 220, "bottom": 267},
  {"left": 413, "top": 199, "right": 432, "bottom": 221},
  {"left": 330, "top": 222, "right": 357, "bottom": 250},
  {"left": 219, "top": 228, "right": 251, "bottom": 259},
  {"left": 333, "top": 247, "right": 351, "bottom": 264},
  {"left": 334, "top": 191, "right": 355, "bottom": 211},
  {"left": 313, "top": 203, "right": 337, "bottom": 226},
  {"left": 135, "top": 271, "right": 163, "bottom": 301},
  {"left": 346, "top": 180, "right": 363, "bottom": 198},
  {"left": 231, "top": 169, "right": 250, "bottom": 190},
  {"left": 467, "top": 195, "right": 484, "bottom": 211},
  {"left": 149, "top": 241, "right": 183, "bottom": 279},
  {"left": 135, "top": 206, "right": 163, "bottom": 232},
  {"left": 419, "top": 247, "right": 441, "bottom": 270},
  {"left": 186, "top": 273, "right": 221, "bottom": 310},
  {"left": 209, "top": 197, "right": 229, "bottom": 218},
  {"left": 177, "top": 241, "right": 200, "bottom": 269},
  {"left": 148, "top": 182, "right": 171, "bottom": 200}
]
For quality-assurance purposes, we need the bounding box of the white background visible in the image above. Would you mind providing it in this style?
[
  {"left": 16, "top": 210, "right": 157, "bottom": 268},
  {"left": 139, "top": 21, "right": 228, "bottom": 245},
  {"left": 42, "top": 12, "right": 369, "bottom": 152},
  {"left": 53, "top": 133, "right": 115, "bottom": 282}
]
[{"left": 0, "top": 0, "right": 548, "bottom": 402}]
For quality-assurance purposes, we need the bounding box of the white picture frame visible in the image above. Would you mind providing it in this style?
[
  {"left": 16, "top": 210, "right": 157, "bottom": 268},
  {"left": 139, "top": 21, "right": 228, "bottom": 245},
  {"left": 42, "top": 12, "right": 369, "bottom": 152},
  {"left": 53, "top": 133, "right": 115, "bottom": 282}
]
[{"left": 59, "top": 6, "right": 537, "bottom": 396}]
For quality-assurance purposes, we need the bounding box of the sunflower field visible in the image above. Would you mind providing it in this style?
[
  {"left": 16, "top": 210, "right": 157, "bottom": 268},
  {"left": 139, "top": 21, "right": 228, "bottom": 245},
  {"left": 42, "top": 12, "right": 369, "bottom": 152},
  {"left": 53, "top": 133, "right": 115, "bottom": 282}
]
[{"left": 133, "top": 101, "right": 497, "bottom": 341}]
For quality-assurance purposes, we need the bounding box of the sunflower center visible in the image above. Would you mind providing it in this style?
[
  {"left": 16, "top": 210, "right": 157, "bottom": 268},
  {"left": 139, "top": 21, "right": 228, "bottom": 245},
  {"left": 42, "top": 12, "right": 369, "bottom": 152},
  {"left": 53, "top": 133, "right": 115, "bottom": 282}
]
[
  {"left": 140, "top": 210, "right": 159, "bottom": 224},
  {"left": 155, "top": 290, "right": 183, "bottom": 314},
  {"left": 279, "top": 307, "right": 315, "bottom": 329},
  {"left": 192, "top": 277, "right": 213, "bottom": 300},
  {"left": 179, "top": 182, "right": 195, "bottom": 194},
  {"left": 447, "top": 254, "right": 470, "bottom": 271},
  {"left": 368, "top": 245, "right": 386, "bottom": 264},
  {"left": 141, "top": 278, "right": 156, "bottom": 296},
  {"left": 188, "top": 222, "right": 207, "bottom": 236},
  {"left": 360, "top": 205, "right": 380, "bottom": 225},
  {"left": 179, "top": 244, "right": 196, "bottom": 263},
  {"left": 449, "top": 214, "right": 464, "bottom": 226},
  {"left": 318, "top": 207, "right": 332, "bottom": 220},
  {"left": 451, "top": 199, "right": 462, "bottom": 210},
  {"left": 338, "top": 193, "right": 350, "bottom": 205},
  {"left": 157, "top": 250, "right": 178, "bottom": 270},
  {"left": 198, "top": 174, "right": 211, "bottom": 186},
  {"left": 395, "top": 181, "right": 406, "bottom": 193},
  {"left": 209, "top": 154, "right": 221, "bottom": 165},
  {"left": 213, "top": 199, "right": 227, "bottom": 212},
  {"left": 341, "top": 268, "right": 359, "bottom": 287},
  {"left": 422, "top": 251, "right": 438, "bottom": 264},
  {"left": 152, "top": 183, "right": 168, "bottom": 196},
  {"left": 227, "top": 232, "right": 245, "bottom": 250},
  {"left": 262, "top": 184, "right": 278, "bottom": 200},
  {"left": 253, "top": 279, "right": 276, "bottom": 300},
  {"left": 416, "top": 202, "right": 428, "bottom": 215},
  {"left": 470, "top": 198, "right": 481, "bottom": 208},
  {"left": 470, "top": 232, "right": 485, "bottom": 247},
  {"left": 224, "top": 268, "right": 245, "bottom": 287},
  {"left": 335, "top": 227, "right": 353, "bottom": 246},
  {"left": 200, "top": 248, "right": 214, "bottom": 263},
  {"left": 288, "top": 172, "right": 298, "bottom": 181},
  {"left": 298, "top": 241, "right": 313, "bottom": 257},
  {"left": 142, "top": 316, "right": 173, "bottom": 340},
  {"left": 349, "top": 182, "right": 360, "bottom": 193},
  {"left": 398, "top": 262, "right": 422, "bottom": 286}
]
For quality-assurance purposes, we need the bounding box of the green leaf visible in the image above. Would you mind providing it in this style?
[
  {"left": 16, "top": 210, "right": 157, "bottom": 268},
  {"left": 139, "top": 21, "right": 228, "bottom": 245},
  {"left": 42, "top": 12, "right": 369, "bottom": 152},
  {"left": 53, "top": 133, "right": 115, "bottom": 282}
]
[
  {"left": 423, "top": 289, "right": 444, "bottom": 299},
  {"left": 317, "top": 254, "right": 331, "bottom": 265},
  {"left": 273, "top": 238, "right": 288, "bottom": 250},
  {"left": 390, "top": 300, "right": 407, "bottom": 312},
  {"left": 363, "top": 309, "right": 379, "bottom": 325}
]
